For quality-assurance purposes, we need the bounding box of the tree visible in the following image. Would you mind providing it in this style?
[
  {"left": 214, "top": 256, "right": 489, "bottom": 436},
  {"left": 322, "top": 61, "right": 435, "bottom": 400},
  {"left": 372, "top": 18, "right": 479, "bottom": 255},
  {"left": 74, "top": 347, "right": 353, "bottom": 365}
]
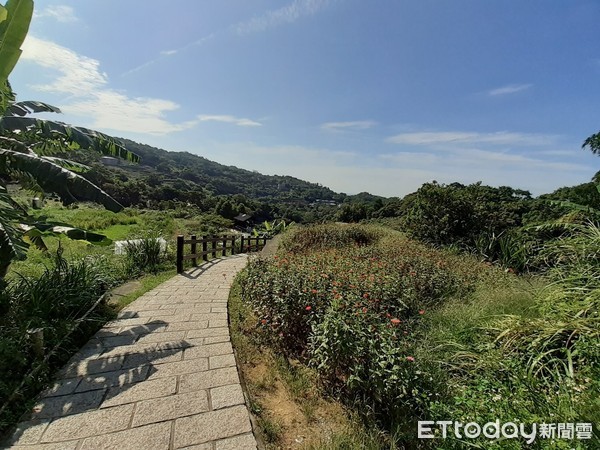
[
  {"left": 0, "top": 0, "right": 140, "bottom": 276},
  {"left": 583, "top": 132, "right": 600, "bottom": 156}
]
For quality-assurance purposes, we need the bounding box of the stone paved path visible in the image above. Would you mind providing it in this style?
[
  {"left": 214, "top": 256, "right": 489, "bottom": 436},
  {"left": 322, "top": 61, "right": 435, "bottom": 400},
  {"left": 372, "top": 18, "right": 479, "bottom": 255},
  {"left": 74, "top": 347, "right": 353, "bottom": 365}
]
[{"left": 7, "top": 254, "right": 257, "bottom": 450}]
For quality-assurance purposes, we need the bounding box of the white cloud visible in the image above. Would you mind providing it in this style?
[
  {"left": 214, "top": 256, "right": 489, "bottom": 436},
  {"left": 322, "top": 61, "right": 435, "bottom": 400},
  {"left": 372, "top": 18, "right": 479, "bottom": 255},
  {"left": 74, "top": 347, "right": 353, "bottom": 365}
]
[
  {"left": 123, "top": 34, "right": 214, "bottom": 77},
  {"left": 64, "top": 92, "right": 195, "bottom": 136},
  {"left": 234, "top": 0, "right": 335, "bottom": 34},
  {"left": 22, "top": 36, "right": 107, "bottom": 95},
  {"left": 33, "top": 5, "right": 78, "bottom": 23},
  {"left": 197, "top": 115, "right": 262, "bottom": 127},
  {"left": 386, "top": 130, "right": 558, "bottom": 147},
  {"left": 488, "top": 83, "right": 532, "bottom": 96},
  {"left": 19, "top": 36, "right": 260, "bottom": 135},
  {"left": 321, "top": 120, "right": 376, "bottom": 132}
]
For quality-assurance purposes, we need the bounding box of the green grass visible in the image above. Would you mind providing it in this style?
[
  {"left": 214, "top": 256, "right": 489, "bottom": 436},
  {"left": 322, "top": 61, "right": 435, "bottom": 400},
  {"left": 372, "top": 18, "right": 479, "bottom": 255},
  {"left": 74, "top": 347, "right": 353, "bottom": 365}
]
[
  {"left": 112, "top": 269, "right": 177, "bottom": 309},
  {"left": 102, "top": 224, "right": 137, "bottom": 240}
]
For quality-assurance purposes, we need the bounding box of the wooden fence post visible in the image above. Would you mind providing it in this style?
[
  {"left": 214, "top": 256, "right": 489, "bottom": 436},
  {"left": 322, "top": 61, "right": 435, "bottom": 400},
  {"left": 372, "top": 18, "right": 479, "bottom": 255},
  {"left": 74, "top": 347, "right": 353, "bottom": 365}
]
[
  {"left": 176, "top": 235, "right": 184, "bottom": 273},
  {"left": 202, "top": 237, "right": 208, "bottom": 262},
  {"left": 212, "top": 236, "right": 217, "bottom": 259},
  {"left": 231, "top": 236, "right": 236, "bottom": 255},
  {"left": 240, "top": 236, "right": 245, "bottom": 253},
  {"left": 222, "top": 236, "right": 227, "bottom": 257},
  {"left": 190, "top": 235, "right": 197, "bottom": 267}
]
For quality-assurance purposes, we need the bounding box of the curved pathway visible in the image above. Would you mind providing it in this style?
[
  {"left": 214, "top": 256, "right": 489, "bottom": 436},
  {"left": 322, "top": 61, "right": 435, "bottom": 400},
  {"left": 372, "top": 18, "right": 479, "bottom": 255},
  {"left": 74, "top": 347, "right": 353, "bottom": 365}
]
[{"left": 7, "top": 254, "right": 256, "bottom": 450}]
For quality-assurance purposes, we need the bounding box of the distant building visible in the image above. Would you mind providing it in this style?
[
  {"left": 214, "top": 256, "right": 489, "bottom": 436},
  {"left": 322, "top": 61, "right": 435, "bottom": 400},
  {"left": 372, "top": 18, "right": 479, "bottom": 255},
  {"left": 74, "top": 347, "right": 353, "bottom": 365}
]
[
  {"left": 311, "top": 199, "right": 337, "bottom": 207},
  {"left": 234, "top": 213, "right": 253, "bottom": 225}
]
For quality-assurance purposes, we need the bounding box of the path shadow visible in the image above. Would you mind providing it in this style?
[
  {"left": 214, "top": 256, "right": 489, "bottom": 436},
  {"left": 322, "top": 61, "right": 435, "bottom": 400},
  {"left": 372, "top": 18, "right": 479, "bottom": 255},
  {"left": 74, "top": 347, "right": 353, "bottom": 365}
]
[{"left": 12, "top": 321, "right": 191, "bottom": 428}]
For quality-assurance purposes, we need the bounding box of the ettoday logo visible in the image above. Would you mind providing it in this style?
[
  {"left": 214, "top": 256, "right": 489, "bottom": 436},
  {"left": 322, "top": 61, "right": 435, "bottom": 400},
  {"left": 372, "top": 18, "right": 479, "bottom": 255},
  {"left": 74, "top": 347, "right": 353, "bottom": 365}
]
[{"left": 418, "top": 421, "right": 594, "bottom": 444}]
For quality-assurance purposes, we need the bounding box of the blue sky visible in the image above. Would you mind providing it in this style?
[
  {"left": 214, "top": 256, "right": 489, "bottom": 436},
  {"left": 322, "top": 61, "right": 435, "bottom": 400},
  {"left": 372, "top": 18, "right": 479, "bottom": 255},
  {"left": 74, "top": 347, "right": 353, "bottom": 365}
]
[{"left": 10, "top": 0, "right": 600, "bottom": 196}]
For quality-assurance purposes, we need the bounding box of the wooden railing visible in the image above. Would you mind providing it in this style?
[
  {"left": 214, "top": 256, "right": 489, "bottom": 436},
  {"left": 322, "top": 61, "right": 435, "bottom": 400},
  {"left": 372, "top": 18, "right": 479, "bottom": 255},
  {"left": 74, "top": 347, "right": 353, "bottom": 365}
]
[{"left": 176, "top": 234, "right": 269, "bottom": 273}]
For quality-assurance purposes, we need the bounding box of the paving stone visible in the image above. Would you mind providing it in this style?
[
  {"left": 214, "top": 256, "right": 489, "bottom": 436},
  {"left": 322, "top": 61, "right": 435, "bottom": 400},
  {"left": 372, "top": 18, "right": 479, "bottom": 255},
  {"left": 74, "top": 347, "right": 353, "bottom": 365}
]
[
  {"left": 184, "top": 342, "right": 233, "bottom": 360},
  {"left": 136, "top": 330, "right": 187, "bottom": 344},
  {"left": 75, "top": 366, "right": 150, "bottom": 392},
  {"left": 61, "top": 355, "right": 125, "bottom": 377},
  {"left": 42, "top": 378, "right": 80, "bottom": 397},
  {"left": 186, "top": 327, "right": 229, "bottom": 339},
  {"left": 100, "top": 342, "right": 159, "bottom": 359},
  {"left": 106, "top": 317, "right": 149, "bottom": 328},
  {"left": 147, "top": 358, "right": 209, "bottom": 379},
  {"left": 31, "top": 389, "right": 105, "bottom": 419},
  {"left": 102, "top": 376, "right": 177, "bottom": 407},
  {"left": 177, "top": 443, "right": 211, "bottom": 450},
  {"left": 215, "top": 433, "right": 257, "bottom": 450},
  {"left": 99, "top": 335, "right": 139, "bottom": 348},
  {"left": 179, "top": 367, "right": 239, "bottom": 393},
  {"left": 119, "top": 321, "right": 169, "bottom": 335},
  {"left": 134, "top": 309, "right": 176, "bottom": 317},
  {"left": 166, "top": 320, "right": 209, "bottom": 332},
  {"left": 210, "top": 384, "right": 245, "bottom": 410},
  {"left": 11, "top": 441, "right": 80, "bottom": 450},
  {"left": 203, "top": 335, "right": 231, "bottom": 345},
  {"left": 190, "top": 313, "right": 227, "bottom": 322},
  {"left": 41, "top": 404, "right": 134, "bottom": 442},
  {"left": 121, "top": 347, "right": 184, "bottom": 369},
  {"left": 132, "top": 390, "right": 209, "bottom": 427},
  {"left": 82, "top": 421, "right": 171, "bottom": 449},
  {"left": 7, "top": 419, "right": 50, "bottom": 445},
  {"left": 116, "top": 310, "right": 139, "bottom": 319},
  {"left": 209, "top": 319, "right": 228, "bottom": 328},
  {"left": 157, "top": 314, "right": 192, "bottom": 323},
  {"left": 209, "top": 354, "right": 236, "bottom": 369},
  {"left": 174, "top": 406, "right": 252, "bottom": 448}
]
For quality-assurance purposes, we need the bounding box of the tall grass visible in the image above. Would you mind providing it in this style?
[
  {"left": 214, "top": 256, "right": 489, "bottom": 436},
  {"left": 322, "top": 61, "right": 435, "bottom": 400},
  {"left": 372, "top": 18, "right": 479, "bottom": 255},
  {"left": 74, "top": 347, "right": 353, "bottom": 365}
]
[{"left": 0, "top": 249, "right": 115, "bottom": 434}]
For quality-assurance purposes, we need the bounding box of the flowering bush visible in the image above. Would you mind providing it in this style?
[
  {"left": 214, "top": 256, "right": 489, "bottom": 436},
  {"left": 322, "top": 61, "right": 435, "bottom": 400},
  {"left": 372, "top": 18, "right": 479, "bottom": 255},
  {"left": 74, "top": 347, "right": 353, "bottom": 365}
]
[{"left": 241, "top": 224, "right": 484, "bottom": 428}]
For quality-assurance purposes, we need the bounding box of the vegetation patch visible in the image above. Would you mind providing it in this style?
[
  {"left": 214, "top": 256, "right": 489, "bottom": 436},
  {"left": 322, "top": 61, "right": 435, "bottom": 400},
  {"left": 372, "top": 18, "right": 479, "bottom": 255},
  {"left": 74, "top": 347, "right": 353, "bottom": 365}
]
[{"left": 238, "top": 224, "right": 599, "bottom": 448}]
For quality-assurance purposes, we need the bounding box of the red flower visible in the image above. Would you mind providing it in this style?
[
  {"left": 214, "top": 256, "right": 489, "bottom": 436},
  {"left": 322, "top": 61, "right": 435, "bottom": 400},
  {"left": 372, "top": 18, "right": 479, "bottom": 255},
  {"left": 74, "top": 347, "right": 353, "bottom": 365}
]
[
  {"left": 311, "top": 289, "right": 318, "bottom": 294},
  {"left": 418, "top": 309, "right": 425, "bottom": 315},
  {"left": 363, "top": 293, "right": 369, "bottom": 299},
  {"left": 305, "top": 306, "right": 312, "bottom": 311},
  {"left": 406, "top": 356, "right": 415, "bottom": 362},
  {"left": 391, "top": 318, "right": 401, "bottom": 325},
  {"left": 261, "top": 319, "right": 267, "bottom": 325}
]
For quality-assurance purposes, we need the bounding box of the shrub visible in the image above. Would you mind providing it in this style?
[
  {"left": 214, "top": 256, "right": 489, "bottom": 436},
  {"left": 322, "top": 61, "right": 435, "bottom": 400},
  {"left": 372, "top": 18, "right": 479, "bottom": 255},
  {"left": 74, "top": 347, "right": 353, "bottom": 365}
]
[
  {"left": 280, "top": 223, "right": 383, "bottom": 254},
  {"left": 241, "top": 225, "right": 482, "bottom": 432},
  {"left": 122, "top": 231, "right": 170, "bottom": 276}
]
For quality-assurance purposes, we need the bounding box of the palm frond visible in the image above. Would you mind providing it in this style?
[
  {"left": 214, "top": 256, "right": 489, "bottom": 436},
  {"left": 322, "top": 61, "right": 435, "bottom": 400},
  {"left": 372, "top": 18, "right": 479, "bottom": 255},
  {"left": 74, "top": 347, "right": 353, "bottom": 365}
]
[
  {"left": 0, "top": 116, "right": 140, "bottom": 162},
  {"left": 0, "top": 184, "right": 29, "bottom": 266},
  {"left": 41, "top": 156, "right": 90, "bottom": 173},
  {"left": 5, "top": 100, "right": 61, "bottom": 116},
  {"left": 0, "top": 148, "right": 123, "bottom": 211},
  {"left": 20, "top": 222, "right": 112, "bottom": 246},
  {"left": 0, "top": 0, "right": 34, "bottom": 82}
]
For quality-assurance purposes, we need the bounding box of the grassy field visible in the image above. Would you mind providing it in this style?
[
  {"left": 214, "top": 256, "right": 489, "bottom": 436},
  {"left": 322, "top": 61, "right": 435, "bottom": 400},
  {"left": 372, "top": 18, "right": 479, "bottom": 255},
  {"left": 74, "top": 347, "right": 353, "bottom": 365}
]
[{"left": 234, "top": 223, "right": 599, "bottom": 449}]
